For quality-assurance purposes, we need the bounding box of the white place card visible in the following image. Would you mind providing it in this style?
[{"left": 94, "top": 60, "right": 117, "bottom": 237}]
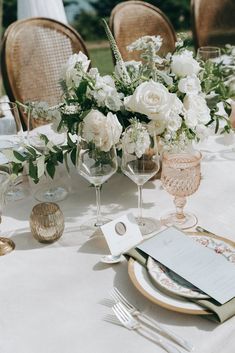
[
  {"left": 138, "top": 227, "right": 235, "bottom": 304},
  {"left": 101, "top": 213, "right": 143, "bottom": 256}
]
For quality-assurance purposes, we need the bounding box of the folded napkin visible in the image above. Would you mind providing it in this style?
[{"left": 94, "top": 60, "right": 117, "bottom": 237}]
[{"left": 126, "top": 248, "right": 235, "bottom": 323}]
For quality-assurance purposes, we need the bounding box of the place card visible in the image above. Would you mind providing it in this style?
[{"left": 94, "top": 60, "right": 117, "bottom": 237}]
[
  {"left": 101, "top": 213, "right": 143, "bottom": 256},
  {"left": 138, "top": 227, "right": 235, "bottom": 304}
]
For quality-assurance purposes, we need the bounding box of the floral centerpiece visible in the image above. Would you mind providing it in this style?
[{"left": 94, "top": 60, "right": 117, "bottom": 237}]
[{"left": 11, "top": 21, "right": 234, "bottom": 182}]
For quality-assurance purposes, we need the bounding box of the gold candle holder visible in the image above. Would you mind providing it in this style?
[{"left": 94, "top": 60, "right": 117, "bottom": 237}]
[{"left": 30, "top": 202, "right": 64, "bottom": 243}]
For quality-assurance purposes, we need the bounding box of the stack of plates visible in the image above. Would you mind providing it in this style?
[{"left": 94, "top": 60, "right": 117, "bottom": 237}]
[{"left": 128, "top": 232, "right": 235, "bottom": 315}]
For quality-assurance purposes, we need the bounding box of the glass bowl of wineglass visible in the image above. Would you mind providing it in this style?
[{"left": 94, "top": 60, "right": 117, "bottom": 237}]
[
  {"left": 121, "top": 121, "right": 160, "bottom": 237},
  {"left": 76, "top": 121, "right": 118, "bottom": 237},
  {"left": 161, "top": 150, "right": 202, "bottom": 229},
  {"left": 0, "top": 171, "right": 15, "bottom": 256},
  {"left": 0, "top": 101, "right": 27, "bottom": 201}
]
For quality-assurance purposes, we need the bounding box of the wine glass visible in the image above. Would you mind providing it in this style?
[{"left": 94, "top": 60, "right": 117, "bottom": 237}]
[
  {"left": 197, "top": 46, "right": 221, "bottom": 61},
  {"left": 160, "top": 150, "right": 202, "bottom": 229},
  {"left": 0, "top": 171, "right": 15, "bottom": 256},
  {"left": 76, "top": 124, "right": 118, "bottom": 237},
  {"left": 26, "top": 106, "right": 68, "bottom": 203},
  {"left": 0, "top": 101, "right": 26, "bottom": 201},
  {"left": 121, "top": 123, "right": 160, "bottom": 236}
]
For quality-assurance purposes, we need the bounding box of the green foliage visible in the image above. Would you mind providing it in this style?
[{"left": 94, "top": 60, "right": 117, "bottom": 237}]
[
  {"left": 89, "top": 0, "right": 190, "bottom": 30},
  {"left": 72, "top": 10, "right": 107, "bottom": 41},
  {"left": 2, "top": 0, "right": 16, "bottom": 31}
]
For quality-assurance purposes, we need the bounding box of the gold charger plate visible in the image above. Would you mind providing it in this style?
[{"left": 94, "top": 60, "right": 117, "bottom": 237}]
[{"left": 128, "top": 231, "right": 235, "bottom": 315}]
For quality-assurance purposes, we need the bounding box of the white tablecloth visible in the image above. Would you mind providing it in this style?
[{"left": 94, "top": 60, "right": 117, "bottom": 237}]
[{"left": 1, "top": 138, "right": 235, "bottom": 353}]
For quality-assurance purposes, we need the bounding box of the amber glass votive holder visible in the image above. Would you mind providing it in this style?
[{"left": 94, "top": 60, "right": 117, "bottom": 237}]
[{"left": 30, "top": 202, "right": 64, "bottom": 243}]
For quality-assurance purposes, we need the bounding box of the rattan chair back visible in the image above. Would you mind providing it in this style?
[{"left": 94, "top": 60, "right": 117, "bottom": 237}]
[
  {"left": 1, "top": 17, "right": 89, "bottom": 127},
  {"left": 191, "top": 0, "right": 235, "bottom": 49},
  {"left": 110, "top": 1, "right": 176, "bottom": 62}
]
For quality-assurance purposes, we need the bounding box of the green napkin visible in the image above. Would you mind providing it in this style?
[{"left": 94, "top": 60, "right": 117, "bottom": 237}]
[{"left": 126, "top": 248, "right": 235, "bottom": 323}]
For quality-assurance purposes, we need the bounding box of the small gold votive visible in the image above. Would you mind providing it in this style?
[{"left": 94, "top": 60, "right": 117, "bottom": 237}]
[{"left": 30, "top": 202, "right": 64, "bottom": 243}]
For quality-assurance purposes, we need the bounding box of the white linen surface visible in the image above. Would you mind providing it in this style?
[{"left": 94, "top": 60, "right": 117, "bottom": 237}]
[{"left": 1, "top": 137, "right": 235, "bottom": 353}]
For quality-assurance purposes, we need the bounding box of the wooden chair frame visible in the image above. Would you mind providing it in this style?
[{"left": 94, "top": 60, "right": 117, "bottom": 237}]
[
  {"left": 1, "top": 17, "right": 89, "bottom": 128},
  {"left": 110, "top": 0, "right": 177, "bottom": 63}
]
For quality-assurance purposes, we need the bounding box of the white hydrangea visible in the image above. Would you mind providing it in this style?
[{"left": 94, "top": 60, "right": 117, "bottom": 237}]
[
  {"left": 83, "top": 110, "right": 122, "bottom": 152},
  {"left": 122, "top": 122, "right": 150, "bottom": 158},
  {"left": 62, "top": 52, "right": 90, "bottom": 89}
]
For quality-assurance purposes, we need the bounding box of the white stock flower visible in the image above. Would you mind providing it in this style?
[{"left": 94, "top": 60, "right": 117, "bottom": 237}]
[
  {"left": 87, "top": 73, "right": 122, "bottom": 111},
  {"left": 124, "top": 80, "right": 173, "bottom": 120},
  {"left": 83, "top": 110, "right": 122, "bottom": 152},
  {"left": 127, "top": 35, "right": 163, "bottom": 52},
  {"left": 184, "top": 95, "right": 211, "bottom": 128},
  {"left": 178, "top": 75, "right": 201, "bottom": 94},
  {"left": 171, "top": 50, "right": 201, "bottom": 77},
  {"left": 122, "top": 123, "right": 150, "bottom": 158},
  {"left": 62, "top": 52, "right": 90, "bottom": 89}
]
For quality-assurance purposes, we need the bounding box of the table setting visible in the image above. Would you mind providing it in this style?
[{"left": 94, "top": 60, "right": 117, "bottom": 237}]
[{"left": 1, "top": 23, "right": 235, "bottom": 353}]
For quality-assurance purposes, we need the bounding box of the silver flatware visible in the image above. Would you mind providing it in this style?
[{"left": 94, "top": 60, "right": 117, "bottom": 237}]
[
  {"left": 111, "top": 287, "right": 194, "bottom": 352},
  {"left": 113, "top": 302, "right": 182, "bottom": 353}
]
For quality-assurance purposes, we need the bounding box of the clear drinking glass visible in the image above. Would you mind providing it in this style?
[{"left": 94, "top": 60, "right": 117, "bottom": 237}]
[
  {"left": 121, "top": 125, "right": 160, "bottom": 236},
  {"left": 197, "top": 46, "right": 221, "bottom": 61},
  {"left": 0, "top": 171, "right": 15, "bottom": 256},
  {"left": 161, "top": 150, "right": 202, "bottom": 229},
  {"left": 76, "top": 126, "right": 118, "bottom": 237},
  {"left": 0, "top": 101, "right": 26, "bottom": 201},
  {"left": 26, "top": 108, "right": 68, "bottom": 203}
]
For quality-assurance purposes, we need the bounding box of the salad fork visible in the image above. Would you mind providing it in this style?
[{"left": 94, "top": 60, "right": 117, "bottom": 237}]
[
  {"left": 113, "top": 302, "right": 182, "bottom": 353},
  {"left": 110, "top": 287, "right": 194, "bottom": 352}
]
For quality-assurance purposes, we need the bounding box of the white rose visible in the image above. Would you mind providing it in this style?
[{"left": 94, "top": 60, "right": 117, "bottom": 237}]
[
  {"left": 171, "top": 50, "right": 201, "bottom": 77},
  {"left": 62, "top": 52, "right": 90, "bottom": 89},
  {"left": 167, "top": 115, "right": 182, "bottom": 132},
  {"left": 178, "top": 75, "right": 201, "bottom": 94},
  {"left": 195, "top": 124, "right": 211, "bottom": 140},
  {"left": 124, "top": 80, "right": 172, "bottom": 120},
  {"left": 83, "top": 110, "right": 122, "bottom": 152},
  {"left": 184, "top": 95, "right": 211, "bottom": 128}
]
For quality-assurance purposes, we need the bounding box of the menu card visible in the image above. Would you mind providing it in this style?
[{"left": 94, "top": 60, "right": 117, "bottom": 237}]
[{"left": 138, "top": 227, "right": 235, "bottom": 304}]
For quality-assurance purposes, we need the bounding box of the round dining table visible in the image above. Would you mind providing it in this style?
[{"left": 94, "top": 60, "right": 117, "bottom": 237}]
[{"left": 1, "top": 135, "right": 235, "bottom": 353}]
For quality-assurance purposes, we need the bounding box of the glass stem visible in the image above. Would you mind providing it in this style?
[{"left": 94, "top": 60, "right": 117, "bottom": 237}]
[
  {"left": 174, "top": 196, "right": 186, "bottom": 220},
  {"left": 137, "top": 185, "right": 143, "bottom": 225},
  {"left": 95, "top": 185, "right": 102, "bottom": 227}
]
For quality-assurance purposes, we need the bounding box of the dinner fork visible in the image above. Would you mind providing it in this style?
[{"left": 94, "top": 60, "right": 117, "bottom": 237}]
[
  {"left": 110, "top": 287, "right": 194, "bottom": 352},
  {"left": 113, "top": 302, "right": 182, "bottom": 353}
]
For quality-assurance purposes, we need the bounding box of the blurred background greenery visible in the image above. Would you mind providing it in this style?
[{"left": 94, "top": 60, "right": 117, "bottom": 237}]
[{"left": 1, "top": 0, "right": 192, "bottom": 74}]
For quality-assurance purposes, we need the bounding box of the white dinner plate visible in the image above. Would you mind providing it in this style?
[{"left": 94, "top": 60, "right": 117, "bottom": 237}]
[
  {"left": 147, "top": 234, "right": 235, "bottom": 300},
  {"left": 128, "top": 231, "right": 235, "bottom": 315}
]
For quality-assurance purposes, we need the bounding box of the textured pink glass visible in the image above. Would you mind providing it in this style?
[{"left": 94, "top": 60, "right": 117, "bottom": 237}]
[{"left": 161, "top": 151, "right": 202, "bottom": 228}]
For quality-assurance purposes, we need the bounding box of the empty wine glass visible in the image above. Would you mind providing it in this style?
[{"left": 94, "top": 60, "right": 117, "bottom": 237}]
[
  {"left": 0, "top": 171, "right": 15, "bottom": 256},
  {"left": 121, "top": 123, "right": 160, "bottom": 236},
  {"left": 76, "top": 123, "right": 118, "bottom": 237},
  {"left": 25, "top": 104, "right": 68, "bottom": 202},
  {"left": 197, "top": 46, "right": 221, "bottom": 61},
  {"left": 0, "top": 101, "right": 26, "bottom": 201},
  {"left": 161, "top": 150, "right": 202, "bottom": 229}
]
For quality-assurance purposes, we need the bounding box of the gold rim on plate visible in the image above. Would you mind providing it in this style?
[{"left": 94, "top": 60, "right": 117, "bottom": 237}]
[{"left": 128, "top": 231, "right": 235, "bottom": 315}]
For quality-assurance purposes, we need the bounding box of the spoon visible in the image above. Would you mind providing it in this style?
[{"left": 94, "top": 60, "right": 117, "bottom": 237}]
[{"left": 100, "top": 254, "right": 124, "bottom": 264}]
